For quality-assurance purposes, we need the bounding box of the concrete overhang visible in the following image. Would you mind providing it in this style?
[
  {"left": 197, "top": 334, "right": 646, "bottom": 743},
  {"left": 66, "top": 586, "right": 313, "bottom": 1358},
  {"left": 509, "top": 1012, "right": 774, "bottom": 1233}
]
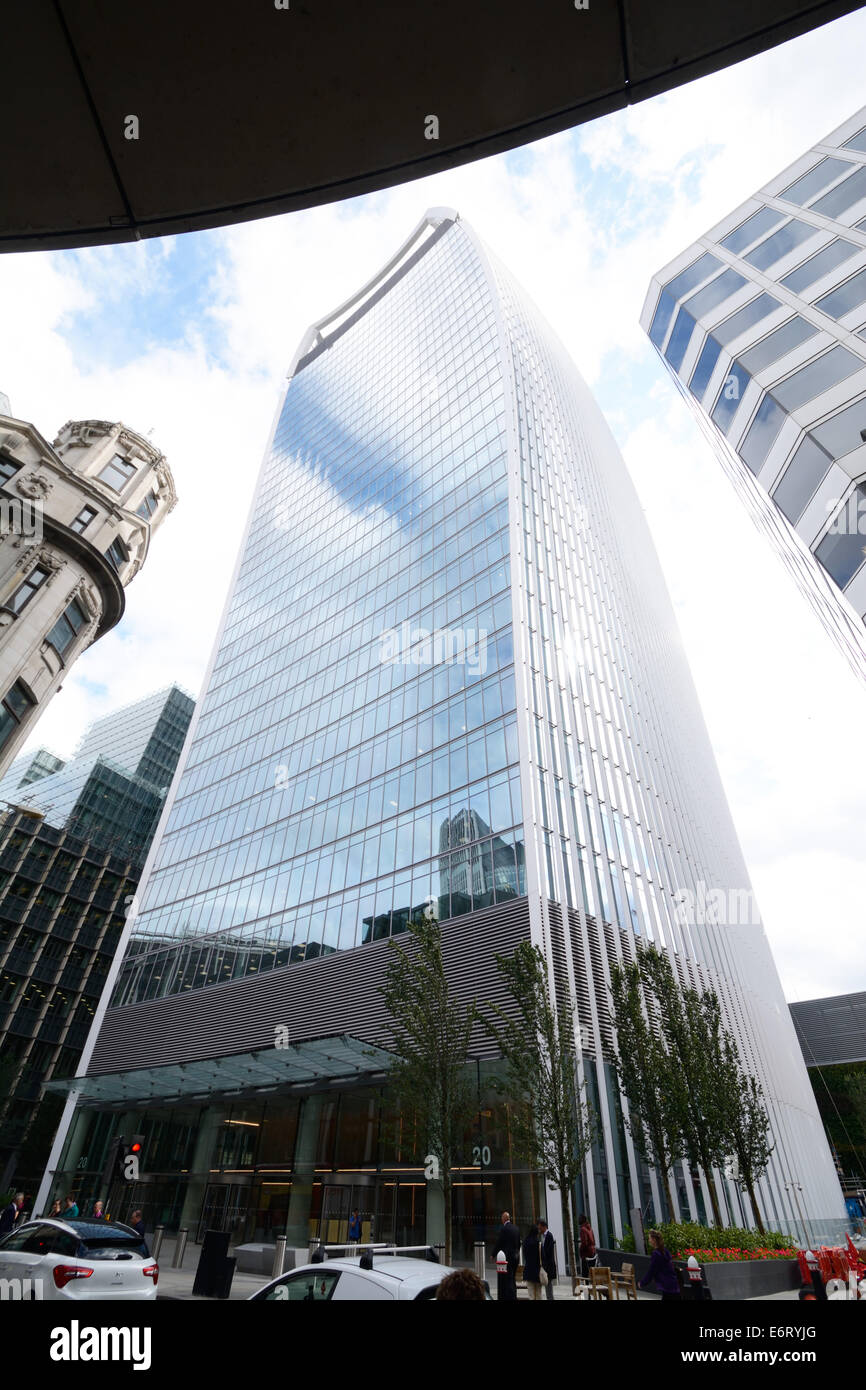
[{"left": 2, "top": 0, "right": 863, "bottom": 253}]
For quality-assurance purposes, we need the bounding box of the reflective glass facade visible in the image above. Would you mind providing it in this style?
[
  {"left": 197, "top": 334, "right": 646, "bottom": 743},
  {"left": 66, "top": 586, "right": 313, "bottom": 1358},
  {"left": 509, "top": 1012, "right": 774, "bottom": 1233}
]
[
  {"left": 48, "top": 210, "right": 844, "bottom": 1248},
  {"left": 642, "top": 104, "right": 866, "bottom": 677}
]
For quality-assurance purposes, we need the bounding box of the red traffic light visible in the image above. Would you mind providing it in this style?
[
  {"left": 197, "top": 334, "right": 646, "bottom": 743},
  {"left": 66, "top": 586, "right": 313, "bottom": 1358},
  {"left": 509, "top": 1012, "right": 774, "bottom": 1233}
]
[{"left": 130, "top": 1142, "right": 142, "bottom": 1154}]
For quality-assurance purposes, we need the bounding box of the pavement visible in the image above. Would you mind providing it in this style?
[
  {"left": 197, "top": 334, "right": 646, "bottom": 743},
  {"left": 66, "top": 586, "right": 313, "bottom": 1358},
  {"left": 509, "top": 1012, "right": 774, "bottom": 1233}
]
[{"left": 152, "top": 1235, "right": 823, "bottom": 1301}]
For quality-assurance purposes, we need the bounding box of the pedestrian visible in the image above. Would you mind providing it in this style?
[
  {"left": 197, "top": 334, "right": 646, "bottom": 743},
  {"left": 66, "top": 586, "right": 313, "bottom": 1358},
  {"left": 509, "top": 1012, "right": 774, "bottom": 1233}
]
[
  {"left": 49, "top": 1199, "right": 62, "bottom": 1218},
  {"left": 92, "top": 1198, "right": 105, "bottom": 1220},
  {"left": 522, "top": 1222, "right": 543, "bottom": 1300},
  {"left": 435, "top": 1268, "right": 487, "bottom": 1300},
  {"left": 348, "top": 1208, "right": 361, "bottom": 1243},
  {"left": 0, "top": 1192, "right": 23, "bottom": 1236},
  {"left": 63, "top": 1194, "right": 79, "bottom": 1219},
  {"left": 129, "top": 1209, "right": 146, "bottom": 1238},
  {"left": 578, "top": 1211, "right": 597, "bottom": 1278},
  {"left": 538, "top": 1218, "right": 557, "bottom": 1300},
  {"left": 492, "top": 1210, "right": 521, "bottom": 1301},
  {"left": 638, "top": 1229, "right": 682, "bottom": 1300}
]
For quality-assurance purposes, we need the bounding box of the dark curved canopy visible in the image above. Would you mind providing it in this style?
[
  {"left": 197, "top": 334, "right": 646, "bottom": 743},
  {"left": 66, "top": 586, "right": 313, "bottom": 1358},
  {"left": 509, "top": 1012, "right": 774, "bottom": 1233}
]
[{"left": 3, "top": 0, "right": 863, "bottom": 252}]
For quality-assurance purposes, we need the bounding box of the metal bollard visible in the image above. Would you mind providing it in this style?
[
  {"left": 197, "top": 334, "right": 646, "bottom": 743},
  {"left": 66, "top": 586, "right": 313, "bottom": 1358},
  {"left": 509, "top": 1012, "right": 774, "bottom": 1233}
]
[
  {"left": 172, "top": 1227, "right": 189, "bottom": 1268},
  {"left": 434, "top": 1243, "right": 445, "bottom": 1265},
  {"left": 474, "top": 1241, "right": 486, "bottom": 1281},
  {"left": 151, "top": 1225, "right": 165, "bottom": 1261},
  {"left": 272, "top": 1236, "right": 287, "bottom": 1280}
]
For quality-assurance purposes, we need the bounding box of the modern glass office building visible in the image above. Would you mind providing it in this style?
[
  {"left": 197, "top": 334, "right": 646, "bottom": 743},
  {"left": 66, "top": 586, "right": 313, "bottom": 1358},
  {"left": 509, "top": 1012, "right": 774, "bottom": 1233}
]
[
  {"left": 641, "top": 105, "right": 866, "bottom": 680},
  {"left": 38, "top": 210, "right": 844, "bottom": 1253}
]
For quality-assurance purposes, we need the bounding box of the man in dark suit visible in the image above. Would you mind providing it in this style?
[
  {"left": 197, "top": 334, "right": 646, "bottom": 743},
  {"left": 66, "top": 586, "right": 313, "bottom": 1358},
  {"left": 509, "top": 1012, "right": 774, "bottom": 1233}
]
[
  {"left": 538, "top": 1219, "right": 557, "bottom": 1300},
  {"left": 492, "top": 1210, "right": 520, "bottom": 1301}
]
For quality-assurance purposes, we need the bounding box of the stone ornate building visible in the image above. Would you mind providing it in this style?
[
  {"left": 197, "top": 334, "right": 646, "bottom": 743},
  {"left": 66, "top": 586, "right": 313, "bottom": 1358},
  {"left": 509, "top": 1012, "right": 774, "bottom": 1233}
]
[{"left": 0, "top": 402, "right": 177, "bottom": 774}]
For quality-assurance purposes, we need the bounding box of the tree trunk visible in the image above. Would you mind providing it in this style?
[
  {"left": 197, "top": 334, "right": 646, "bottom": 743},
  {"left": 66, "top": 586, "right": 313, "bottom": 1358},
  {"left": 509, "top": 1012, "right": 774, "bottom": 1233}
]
[
  {"left": 705, "top": 1167, "right": 723, "bottom": 1227},
  {"left": 560, "top": 1189, "right": 578, "bottom": 1294},
  {"left": 746, "top": 1176, "right": 765, "bottom": 1234},
  {"left": 659, "top": 1168, "right": 675, "bottom": 1224}
]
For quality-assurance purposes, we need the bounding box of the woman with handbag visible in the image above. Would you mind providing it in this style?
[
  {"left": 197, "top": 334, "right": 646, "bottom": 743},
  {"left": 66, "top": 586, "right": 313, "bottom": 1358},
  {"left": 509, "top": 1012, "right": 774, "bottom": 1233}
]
[{"left": 522, "top": 1223, "right": 544, "bottom": 1300}]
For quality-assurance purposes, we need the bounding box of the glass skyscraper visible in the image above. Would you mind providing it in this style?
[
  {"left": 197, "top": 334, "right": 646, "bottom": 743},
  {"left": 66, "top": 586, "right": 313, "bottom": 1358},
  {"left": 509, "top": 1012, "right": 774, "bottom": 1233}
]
[
  {"left": 641, "top": 105, "right": 866, "bottom": 680},
  {"left": 38, "top": 210, "right": 843, "bottom": 1252}
]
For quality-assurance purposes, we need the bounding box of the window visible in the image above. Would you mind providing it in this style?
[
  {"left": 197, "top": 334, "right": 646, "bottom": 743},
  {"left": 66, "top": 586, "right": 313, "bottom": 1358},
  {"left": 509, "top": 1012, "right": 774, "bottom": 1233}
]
[
  {"left": 810, "top": 395, "right": 866, "bottom": 461},
  {"left": 689, "top": 336, "right": 722, "bottom": 401},
  {"left": 0, "top": 453, "right": 21, "bottom": 484},
  {"left": 256, "top": 1269, "right": 341, "bottom": 1301},
  {"left": 663, "top": 308, "right": 696, "bottom": 372},
  {"left": 711, "top": 362, "right": 750, "bottom": 433},
  {"left": 811, "top": 166, "right": 866, "bottom": 220},
  {"left": 738, "top": 395, "right": 787, "bottom": 473},
  {"left": 843, "top": 126, "right": 866, "bottom": 152},
  {"left": 46, "top": 599, "right": 86, "bottom": 657},
  {"left": 70, "top": 505, "right": 97, "bottom": 534},
  {"left": 714, "top": 293, "right": 780, "bottom": 346},
  {"left": 649, "top": 252, "right": 722, "bottom": 347},
  {"left": 739, "top": 317, "right": 818, "bottom": 374},
  {"left": 780, "top": 156, "right": 851, "bottom": 206},
  {"left": 780, "top": 239, "right": 858, "bottom": 294},
  {"left": 744, "top": 219, "right": 816, "bottom": 271},
  {"left": 720, "top": 206, "right": 783, "bottom": 254},
  {"left": 814, "top": 267, "right": 866, "bottom": 321},
  {"left": 105, "top": 537, "right": 129, "bottom": 572},
  {"left": 683, "top": 267, "right": 747, "bottom": 320},
  {"left": 5, "top": 565, "right": 48, "bottom": 615},
  {"left": 0, "top": 681, "right": 35, "bottom": 751},
  {"left": 97, "top": 454, "right": 136, "bottom": 491},
  {"left": 816, "top": 484, "right": 866, "bottom": 587},
  {"left": 136, "top": 490, "right": 159, "bottom": 520},
  {"left": 772, "top": 345, "right": 864, "bottom": 411},
  {"left": 772, "top": 436, "right": 833, "bottom": 524}
]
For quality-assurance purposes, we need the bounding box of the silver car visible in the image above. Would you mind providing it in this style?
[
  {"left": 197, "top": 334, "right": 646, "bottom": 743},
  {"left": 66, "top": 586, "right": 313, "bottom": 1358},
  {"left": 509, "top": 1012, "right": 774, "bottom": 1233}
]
[
  {"left": 250, "top": 1253, "right": 490, "bottom": 1302},
  {"left": 0, "top": 1219, "right": 158, "bottom": 1301}
]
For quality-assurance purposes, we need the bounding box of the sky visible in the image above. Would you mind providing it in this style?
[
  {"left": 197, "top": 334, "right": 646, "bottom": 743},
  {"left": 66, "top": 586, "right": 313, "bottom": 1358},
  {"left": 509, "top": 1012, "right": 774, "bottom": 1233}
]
[{"left": 1, "top": 10, "right": 864, "bottom": 1002}]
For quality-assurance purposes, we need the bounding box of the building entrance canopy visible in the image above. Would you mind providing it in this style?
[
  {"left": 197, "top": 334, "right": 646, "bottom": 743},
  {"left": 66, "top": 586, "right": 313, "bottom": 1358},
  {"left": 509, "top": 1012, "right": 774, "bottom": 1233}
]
[{"left": 44, "top": 1035, "right": 393, "bottom": 1108}]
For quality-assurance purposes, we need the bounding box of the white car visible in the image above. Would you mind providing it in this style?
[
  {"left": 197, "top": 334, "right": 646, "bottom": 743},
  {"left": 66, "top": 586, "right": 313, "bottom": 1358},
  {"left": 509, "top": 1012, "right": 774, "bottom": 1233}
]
[
  {"left": 0, "top": 1219, "right": 158, "bottom": 1300},
  {"left": 249, "top": 1252, "right": 491, "bottom": 1302}
]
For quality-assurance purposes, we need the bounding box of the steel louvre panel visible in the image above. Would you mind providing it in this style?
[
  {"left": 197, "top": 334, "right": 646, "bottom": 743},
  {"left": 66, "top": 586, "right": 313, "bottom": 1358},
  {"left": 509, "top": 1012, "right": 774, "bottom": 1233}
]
[{"left": 86, "top": 897, "right": 532, "bottom": 1076}]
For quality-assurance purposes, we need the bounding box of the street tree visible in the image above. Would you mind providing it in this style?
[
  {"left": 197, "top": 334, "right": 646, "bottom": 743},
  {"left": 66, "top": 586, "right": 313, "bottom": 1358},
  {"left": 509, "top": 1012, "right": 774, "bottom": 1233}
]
[
  {"left": 484, "top": 941, "right": 597, "bottom": 1290},
  {"left": 720, "top": 1042, "right": 774, "bottom": 1234},
  {"left": 609, "top": 957, "right": 678, "bottom": 1221},
  {"left": 379, "top": 913, "right": 478, "bottom": 1265},
  {"left": 640, "top": 946, "right": 729, "bottom": 1226}
]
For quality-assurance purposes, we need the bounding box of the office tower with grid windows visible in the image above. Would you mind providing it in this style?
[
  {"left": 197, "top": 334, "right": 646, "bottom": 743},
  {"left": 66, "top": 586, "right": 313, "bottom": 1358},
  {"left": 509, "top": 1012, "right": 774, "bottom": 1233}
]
[
  {"left": 0, "top": 402, "right": 178, "bottom": 776},
  {"left": 641, "top": 106, "right": 866, "bottom": 679},
  {"left": 37, "top": 210, "right": 843, "bottom": 1254},
  {"left": 0, "top": 686, "right": 193, "bottom": 1191}
]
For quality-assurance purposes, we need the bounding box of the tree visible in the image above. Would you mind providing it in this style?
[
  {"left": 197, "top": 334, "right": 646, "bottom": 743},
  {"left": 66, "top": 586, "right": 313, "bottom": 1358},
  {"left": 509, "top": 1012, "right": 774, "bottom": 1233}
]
[
  {"left": 609, "top": 957, "right": 678, "bottom": 1221},
  {"left": 721, "top": 1044, "right": 774, "bottom": 1234},
  {"left": 484, "top": 941, "right": 597, "bottom": 1290},
  {"left": 379, "top": 914, "right": 478, "bottom": 1265},
  {"left": 640, "top": 947, "right": 729, "bottom": 1226}
]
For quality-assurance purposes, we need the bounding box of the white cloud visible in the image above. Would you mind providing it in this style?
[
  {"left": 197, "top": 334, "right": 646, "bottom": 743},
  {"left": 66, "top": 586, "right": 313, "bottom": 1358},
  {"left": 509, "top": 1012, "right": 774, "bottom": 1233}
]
[{"left": 0, "top": 8, "right": 864, "bottom": 1001}]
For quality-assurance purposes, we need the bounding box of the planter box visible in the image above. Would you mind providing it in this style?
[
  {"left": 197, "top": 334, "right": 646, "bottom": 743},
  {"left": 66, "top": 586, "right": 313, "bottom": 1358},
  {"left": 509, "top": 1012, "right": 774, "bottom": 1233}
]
[{"left": 597, "top": 1248, "right": 800, "bottom": 1300}]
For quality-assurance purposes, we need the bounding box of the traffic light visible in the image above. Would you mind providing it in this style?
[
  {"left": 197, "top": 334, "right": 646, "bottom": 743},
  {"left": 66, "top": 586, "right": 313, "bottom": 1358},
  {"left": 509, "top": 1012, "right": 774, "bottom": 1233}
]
[{"left": 118, "top": 1134, "right": 145, "bottom": 1182}]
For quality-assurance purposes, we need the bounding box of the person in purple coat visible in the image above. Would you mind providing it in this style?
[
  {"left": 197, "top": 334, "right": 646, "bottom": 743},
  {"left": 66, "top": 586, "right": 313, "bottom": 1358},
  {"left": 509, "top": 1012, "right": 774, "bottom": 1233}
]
[{"left": 638, "top": 1230, "right": 682, "bottom": 1300}]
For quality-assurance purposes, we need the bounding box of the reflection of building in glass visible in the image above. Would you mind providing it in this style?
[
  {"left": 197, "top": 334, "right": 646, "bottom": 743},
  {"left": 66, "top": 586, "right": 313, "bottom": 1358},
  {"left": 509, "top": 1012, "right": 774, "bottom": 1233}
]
[
  {"left": 642, "top": 105, "right": 866, "bottom": 679},
  {"left": 0, "top": 686, "right": 193, "bottom": 1190},
  {"left": 39, "top": 211, "right": 844, "bottom": 1252}
]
